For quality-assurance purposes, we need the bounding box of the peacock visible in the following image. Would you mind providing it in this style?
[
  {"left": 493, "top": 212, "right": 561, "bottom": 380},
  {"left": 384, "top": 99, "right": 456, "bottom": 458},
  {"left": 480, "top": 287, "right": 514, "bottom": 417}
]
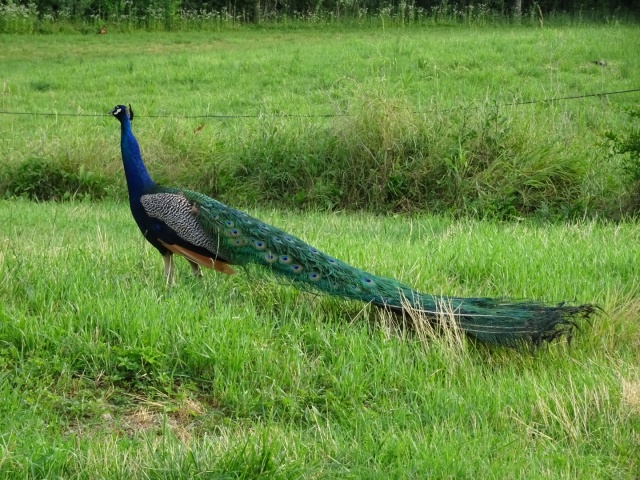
[{"left": 110, "top": 104, "right": 596, "bottom": 347}]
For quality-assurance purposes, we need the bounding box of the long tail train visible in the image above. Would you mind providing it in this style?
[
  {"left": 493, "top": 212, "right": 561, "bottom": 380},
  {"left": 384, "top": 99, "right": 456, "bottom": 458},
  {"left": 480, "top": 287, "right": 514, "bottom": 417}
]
[{"left": 188, "top": 189, "right": 597, "bottom": 347}]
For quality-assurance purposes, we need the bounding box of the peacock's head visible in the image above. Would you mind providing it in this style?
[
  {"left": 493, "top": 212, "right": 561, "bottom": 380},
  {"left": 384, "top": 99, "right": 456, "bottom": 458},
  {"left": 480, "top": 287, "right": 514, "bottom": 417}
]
[{"left": 109, "top": 104, "right": 134, "bottom": 122}]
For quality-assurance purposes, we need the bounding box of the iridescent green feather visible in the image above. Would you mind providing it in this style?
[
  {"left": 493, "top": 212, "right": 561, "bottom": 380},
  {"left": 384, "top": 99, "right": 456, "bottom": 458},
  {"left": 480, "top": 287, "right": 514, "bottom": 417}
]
[{"left": 152, "top": 187, "right": 597, "bottom": 347}]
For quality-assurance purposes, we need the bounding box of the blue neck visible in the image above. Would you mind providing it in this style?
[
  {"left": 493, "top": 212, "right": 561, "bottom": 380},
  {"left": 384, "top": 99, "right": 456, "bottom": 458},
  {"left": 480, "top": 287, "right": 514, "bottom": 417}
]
[{"left": 120, "top": 115, "right": 155, "bottom": 199}]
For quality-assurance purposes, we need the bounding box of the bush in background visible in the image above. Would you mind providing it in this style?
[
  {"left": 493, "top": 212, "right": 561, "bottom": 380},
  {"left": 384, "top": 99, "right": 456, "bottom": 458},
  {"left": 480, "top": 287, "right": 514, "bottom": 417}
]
[
  {"left": 1, "top": 0, "right": 638, "bottom": 34},
  {"left": 215, "top": 95, "right": 593, "bottom": 219},
  {"left": 606, "top": 106, "right": 640, "bottom": 213},
  {"left": 0, "top": 157, "right": 108, "bottom": 201}
]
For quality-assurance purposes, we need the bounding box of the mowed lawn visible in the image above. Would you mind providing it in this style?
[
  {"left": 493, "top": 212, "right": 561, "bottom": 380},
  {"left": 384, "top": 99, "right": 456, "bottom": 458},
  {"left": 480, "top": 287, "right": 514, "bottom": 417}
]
[
  {"left": 0, "top": 200, "right": 639, "bottom": 477},
  {"left": 0, "top": 24, "right": 639, "bottom": 478},
  {"left": 2, "top": 24, "right": 638, "bottom": 116}
]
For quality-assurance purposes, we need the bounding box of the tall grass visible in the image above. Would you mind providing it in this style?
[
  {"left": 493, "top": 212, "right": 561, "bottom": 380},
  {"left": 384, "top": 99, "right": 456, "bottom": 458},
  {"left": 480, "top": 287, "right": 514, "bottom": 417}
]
[{"left": 226, "top": 92, "right": 594, "bottom": 217}]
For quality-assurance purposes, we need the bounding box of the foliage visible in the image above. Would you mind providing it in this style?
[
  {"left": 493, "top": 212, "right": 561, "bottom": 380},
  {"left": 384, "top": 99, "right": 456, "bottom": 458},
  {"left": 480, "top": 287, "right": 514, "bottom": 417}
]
[
  {"left": 0, "top": 0, "right": 38, "bottom": 33},
  {"left": 607, "top": 107, "right": 640, "bottom": 180},
  {"left": 0, "top": 0, "right": 638, "bottom": 33},
  {"left": 605, "top": 106, "right": 640, "bottom": 211}
]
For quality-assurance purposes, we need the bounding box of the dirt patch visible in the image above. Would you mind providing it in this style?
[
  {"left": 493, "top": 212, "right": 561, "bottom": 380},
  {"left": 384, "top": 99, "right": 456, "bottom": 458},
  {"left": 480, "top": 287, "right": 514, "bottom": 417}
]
[
  {"left": 68, "top": 396, "right": 210, "bottom": 443},
  {"left": 622, "top": 378, "right": 640, "bottom": 415}
]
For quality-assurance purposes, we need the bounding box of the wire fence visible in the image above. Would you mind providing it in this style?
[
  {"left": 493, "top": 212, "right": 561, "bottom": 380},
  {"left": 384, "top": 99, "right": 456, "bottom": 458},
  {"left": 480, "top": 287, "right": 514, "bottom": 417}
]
[{"left": 0, "top": 87, "right": 639, "bottom": 119}]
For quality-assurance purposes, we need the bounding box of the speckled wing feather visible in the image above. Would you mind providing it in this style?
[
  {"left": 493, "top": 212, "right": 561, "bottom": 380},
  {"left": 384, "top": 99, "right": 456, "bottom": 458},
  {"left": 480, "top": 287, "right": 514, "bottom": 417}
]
[{"left": 140, "top": 189, "right": 235, "bottom": 274}]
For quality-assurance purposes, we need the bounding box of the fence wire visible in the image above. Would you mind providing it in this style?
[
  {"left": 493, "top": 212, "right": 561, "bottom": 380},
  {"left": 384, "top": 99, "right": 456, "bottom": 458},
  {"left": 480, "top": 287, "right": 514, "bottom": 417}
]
[{"left": 0, "top": 87, "right": 639, "bottom": 119}]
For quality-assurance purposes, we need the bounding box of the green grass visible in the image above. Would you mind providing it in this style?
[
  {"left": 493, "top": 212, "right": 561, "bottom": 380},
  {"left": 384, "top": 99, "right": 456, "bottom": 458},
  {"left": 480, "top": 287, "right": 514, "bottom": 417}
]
[
  {"left": 1, "top": 25, "right": 640, "bottom": 215},
  {"left": 0, "top": 200, "right": 638, "bottom": 477},
  {"left": 0, "top": 24, "right": 639, "bottom": 476}
]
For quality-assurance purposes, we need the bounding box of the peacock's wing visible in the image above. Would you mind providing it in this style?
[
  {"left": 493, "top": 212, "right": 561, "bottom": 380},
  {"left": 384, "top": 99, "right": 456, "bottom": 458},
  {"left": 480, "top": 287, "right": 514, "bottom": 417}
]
[{"left": 139, "top": 186, "right": 235, "bottom": 274}]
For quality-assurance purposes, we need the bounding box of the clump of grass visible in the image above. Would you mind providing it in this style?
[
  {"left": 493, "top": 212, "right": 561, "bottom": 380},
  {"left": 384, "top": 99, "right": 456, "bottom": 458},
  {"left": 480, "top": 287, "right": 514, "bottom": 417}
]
[
  {"left": 221, "top": 91, "right": 591, "bottom": 219},
  {"left": 0, "top": 157, "right": 108, "bottom": 201},
  {"left": 0, "top": 99, "right": 597, "bottom": 217}
]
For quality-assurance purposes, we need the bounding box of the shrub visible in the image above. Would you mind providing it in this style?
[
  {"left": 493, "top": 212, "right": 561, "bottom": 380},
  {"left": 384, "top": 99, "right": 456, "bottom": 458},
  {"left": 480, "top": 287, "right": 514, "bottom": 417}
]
[
  {"left": 0, "top": 157, "right": 108, "bottom": 201},
  {"left": 216, "top": 94, "right": 588, "bottom": 219},
  {"left": 605, "top": 107, "right": 640, "bottom": 212}
]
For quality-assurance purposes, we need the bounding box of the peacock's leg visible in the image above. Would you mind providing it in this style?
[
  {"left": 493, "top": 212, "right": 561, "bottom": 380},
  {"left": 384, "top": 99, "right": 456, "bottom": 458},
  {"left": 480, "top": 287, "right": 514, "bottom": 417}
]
[
  {"left": 187, "top": 259, "right": 203, "bottom": 277},
  {"left": 162, "top": 253, "right": 174, "bottom": 285}
]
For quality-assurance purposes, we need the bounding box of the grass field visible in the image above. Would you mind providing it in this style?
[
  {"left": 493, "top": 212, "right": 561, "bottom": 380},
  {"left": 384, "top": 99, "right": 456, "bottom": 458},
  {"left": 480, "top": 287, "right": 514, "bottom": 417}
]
[
  {"left": 0, "top": 23, "right": 639, "bottom": 477},
  {"left": 1, "top": 25, "right": 640, "bottom": 214},
  {"left": 0, "top": 201, "right": 639, "bottom": 477}
]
